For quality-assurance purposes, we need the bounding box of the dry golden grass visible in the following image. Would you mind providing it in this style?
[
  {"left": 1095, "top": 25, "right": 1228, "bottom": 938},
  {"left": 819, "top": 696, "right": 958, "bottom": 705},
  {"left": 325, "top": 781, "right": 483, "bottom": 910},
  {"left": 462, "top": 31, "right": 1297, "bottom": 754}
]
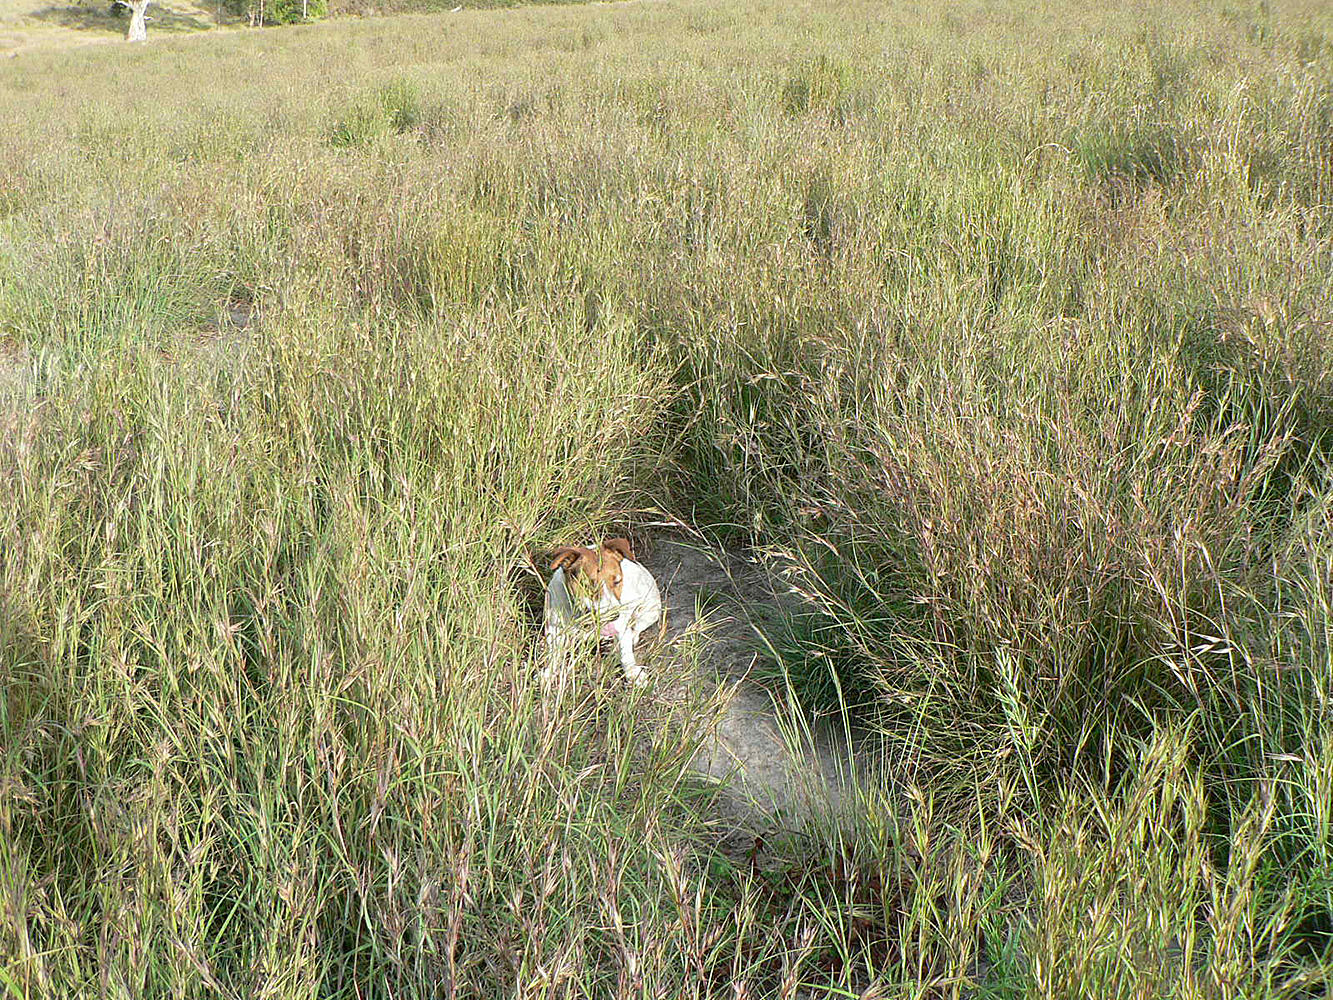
[{"left": 2, "top": 0, "right": 1333, "bottom": 995}]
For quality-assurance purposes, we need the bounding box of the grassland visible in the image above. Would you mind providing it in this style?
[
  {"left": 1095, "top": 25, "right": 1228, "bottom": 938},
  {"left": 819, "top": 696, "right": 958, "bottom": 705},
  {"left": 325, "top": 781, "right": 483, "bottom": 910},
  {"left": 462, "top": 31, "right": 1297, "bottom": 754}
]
[{"left": 3, "top": 0, "right": 1333, "bottom": 995}]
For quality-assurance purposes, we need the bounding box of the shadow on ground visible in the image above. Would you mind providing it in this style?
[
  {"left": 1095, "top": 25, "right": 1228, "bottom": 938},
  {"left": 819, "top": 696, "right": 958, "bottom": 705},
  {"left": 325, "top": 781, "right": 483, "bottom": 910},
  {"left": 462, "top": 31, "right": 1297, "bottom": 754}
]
[{"left": 27, "top": 0, "right": 216, "bottom": 33}]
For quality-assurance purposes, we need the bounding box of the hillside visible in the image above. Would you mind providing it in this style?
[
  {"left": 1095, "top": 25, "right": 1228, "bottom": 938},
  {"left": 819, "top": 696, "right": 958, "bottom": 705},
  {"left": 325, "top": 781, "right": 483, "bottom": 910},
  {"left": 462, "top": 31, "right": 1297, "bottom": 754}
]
[
  {"left": 3, "top": 0, "right": 1333, "bottom": 995},
  {"left": 0, "top": 0, "right": 616, "bottom": 55},
  {"left": 0, "top": 0, "right": 230, "bottom": 56}
]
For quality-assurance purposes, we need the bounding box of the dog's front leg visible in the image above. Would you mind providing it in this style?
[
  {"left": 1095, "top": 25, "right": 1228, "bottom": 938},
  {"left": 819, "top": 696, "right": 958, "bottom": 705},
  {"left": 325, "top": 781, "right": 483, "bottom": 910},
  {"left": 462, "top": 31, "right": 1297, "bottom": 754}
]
[{"left": 617, "top": 626, "right": 647, "bottom": 686}]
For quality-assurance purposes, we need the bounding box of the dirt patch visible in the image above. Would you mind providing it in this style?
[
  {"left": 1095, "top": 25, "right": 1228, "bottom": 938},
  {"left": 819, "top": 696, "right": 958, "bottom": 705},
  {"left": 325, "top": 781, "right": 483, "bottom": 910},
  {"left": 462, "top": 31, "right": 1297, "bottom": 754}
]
[{"left": 639, "top": 538, "right": 859, "bottom": 843}]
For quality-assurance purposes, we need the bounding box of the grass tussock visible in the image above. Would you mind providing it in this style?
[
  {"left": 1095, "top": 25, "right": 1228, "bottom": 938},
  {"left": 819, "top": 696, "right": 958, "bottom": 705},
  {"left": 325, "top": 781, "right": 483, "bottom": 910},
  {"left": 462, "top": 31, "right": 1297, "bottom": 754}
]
[
  {"left": 2, "top": 0, "right": 1333, "bottom": 994},
  {"left": 328, "top": 79, "right": 423, "bottom": 147}
]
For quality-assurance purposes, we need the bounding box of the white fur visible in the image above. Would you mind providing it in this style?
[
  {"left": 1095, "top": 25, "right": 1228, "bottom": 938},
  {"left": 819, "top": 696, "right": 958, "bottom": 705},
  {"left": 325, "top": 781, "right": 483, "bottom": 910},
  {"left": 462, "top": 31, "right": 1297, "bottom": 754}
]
[{"left": 544, "top": 555, "right": 661, "bottom": 685}]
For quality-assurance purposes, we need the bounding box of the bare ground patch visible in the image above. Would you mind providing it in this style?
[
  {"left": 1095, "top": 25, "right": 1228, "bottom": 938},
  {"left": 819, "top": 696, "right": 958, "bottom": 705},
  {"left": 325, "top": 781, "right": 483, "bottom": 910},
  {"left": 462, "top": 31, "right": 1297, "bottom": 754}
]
[{"left": 638, "top": 537, "right": 861, "bottom": 845}]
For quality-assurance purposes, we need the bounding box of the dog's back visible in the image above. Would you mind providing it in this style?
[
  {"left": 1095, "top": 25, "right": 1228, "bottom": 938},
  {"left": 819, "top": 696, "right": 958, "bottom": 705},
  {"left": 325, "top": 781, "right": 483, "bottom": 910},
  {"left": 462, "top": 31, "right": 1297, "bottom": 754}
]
[{"left": 618, "top": 557, "right": 661, "bottom": 631}]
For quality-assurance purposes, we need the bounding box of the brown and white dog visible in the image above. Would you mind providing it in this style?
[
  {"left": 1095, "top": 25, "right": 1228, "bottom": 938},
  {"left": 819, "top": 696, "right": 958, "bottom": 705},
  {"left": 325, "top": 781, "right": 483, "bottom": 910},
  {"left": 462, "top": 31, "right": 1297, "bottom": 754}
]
[{"left": 544, "top": 538, "right": 662, "bottom": 685}]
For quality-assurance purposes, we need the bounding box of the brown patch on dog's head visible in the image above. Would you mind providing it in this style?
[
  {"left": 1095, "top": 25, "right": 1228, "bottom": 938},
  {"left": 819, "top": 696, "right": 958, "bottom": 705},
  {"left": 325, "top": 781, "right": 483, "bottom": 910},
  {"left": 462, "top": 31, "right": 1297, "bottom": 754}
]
[
  {"left": 601, "top": 537, "right": 635, "bottom": 562},
  {"left": 549, "top": 542, "right": 628, "bottom": 600},
  {"left": 550, "top": 546, "right": 595, "bottom": 573}
]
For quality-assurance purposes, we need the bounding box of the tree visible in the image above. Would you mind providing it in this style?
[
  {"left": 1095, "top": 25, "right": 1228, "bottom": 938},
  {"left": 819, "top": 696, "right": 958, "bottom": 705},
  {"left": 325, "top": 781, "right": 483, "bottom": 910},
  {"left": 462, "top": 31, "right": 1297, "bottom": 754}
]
[
  {"left": 126, "top": 0, "right": 148, "bottom": 41},
  {"left": 109, "top": 0, "right": 149, "bottom": 42},
  {"left": 226, "top": 0, "right": 325, "bottom": 26}
]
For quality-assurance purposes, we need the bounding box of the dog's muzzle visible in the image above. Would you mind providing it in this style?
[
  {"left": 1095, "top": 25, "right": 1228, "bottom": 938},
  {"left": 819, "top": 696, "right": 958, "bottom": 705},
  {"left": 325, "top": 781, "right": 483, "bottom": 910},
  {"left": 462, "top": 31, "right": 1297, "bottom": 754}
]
[{"left": 546, "top": 567, "right": 619, "bottom": 640}]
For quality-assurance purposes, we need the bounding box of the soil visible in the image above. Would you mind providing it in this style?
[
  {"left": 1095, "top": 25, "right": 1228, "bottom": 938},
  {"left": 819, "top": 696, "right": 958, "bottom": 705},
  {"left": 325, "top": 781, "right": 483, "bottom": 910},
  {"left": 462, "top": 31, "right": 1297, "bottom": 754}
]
[{"left": 639, "top": 538, "right": 858, "bottom": 843}]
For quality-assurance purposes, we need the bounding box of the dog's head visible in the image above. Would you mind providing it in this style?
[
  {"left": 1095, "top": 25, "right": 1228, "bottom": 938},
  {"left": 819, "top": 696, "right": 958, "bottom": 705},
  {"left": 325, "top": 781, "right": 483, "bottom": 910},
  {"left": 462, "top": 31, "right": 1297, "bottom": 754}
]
[{"left": 549, "top": 538, "right": 635, "bottom": 609}]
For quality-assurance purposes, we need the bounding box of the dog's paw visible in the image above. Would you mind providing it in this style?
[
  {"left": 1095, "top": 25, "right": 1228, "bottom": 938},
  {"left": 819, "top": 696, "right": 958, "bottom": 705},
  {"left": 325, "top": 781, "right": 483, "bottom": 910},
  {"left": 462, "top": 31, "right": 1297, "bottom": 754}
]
[{"left": 623, "top": 665, "right": 648, "bottom": 688}]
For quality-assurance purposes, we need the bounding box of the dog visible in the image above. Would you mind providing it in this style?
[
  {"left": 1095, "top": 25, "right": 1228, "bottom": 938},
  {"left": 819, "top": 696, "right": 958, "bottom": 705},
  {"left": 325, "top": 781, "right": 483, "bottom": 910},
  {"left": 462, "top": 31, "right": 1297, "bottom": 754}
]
[{"left": 543, "top": 538, "right": 661, "bottom": 685}]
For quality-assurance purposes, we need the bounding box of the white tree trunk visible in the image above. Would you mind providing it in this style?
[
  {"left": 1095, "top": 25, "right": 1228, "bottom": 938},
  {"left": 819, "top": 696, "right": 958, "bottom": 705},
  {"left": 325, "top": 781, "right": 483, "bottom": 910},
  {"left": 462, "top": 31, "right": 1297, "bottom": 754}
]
[{"left": 126, "top": 0, "right": 148, "bottom": 41}]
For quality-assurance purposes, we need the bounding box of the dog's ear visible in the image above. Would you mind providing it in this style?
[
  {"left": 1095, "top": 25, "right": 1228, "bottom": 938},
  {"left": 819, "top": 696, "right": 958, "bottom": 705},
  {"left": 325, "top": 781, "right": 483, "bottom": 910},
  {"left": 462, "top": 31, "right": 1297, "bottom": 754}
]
[
  {"left": 602, "top": 538, "right": 635, "bottom": 562},
  {"left": 550, "top": 546, "right": 593, "bottom": 572}
]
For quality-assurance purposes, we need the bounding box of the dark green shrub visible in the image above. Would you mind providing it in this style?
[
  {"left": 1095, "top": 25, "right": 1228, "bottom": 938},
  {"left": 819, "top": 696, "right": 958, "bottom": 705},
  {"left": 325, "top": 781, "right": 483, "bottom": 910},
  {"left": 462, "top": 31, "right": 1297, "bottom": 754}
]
[{"left": 224, "top": 0, "right": 326, "bottom": 24}]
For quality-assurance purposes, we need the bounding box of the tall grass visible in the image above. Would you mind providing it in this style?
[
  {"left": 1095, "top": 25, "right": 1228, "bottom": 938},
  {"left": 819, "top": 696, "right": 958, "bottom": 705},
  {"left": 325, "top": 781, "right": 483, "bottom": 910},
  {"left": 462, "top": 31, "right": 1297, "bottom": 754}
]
[{"left": 2, "top": 0, "right": 1333, "bottom": 994}]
